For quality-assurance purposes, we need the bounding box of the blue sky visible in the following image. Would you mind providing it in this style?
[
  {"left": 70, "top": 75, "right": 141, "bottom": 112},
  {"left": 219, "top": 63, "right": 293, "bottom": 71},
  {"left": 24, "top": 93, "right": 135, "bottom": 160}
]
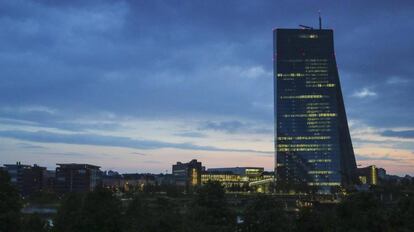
[{"left": 0, "top": 0, "right": 413, "bottom": 175}]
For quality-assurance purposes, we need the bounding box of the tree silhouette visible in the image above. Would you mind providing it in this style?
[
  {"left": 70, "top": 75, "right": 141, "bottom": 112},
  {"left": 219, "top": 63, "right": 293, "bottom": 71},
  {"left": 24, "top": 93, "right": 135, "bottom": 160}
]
[
  {"left": 78, "top": 187, "right": 123, "bottom": 232},
  {"left": 390, "top": 195, "right": 414, "bottom": 231},
  {"left": 184, "top": 181, "right": 236, "bottom": 232},
  {"left": 54, "top": 187, "right": 122, "bottom": 232},
  {"left": 336, "top": 192, "right": 391, "bottom": 232},
  {"left": 0, "top": 170, "right": 21, "bottom": 232},
  {"left": 295, "top": 207, "right": 336, "bottom": 232},
  {"left": 53, "top": 193, "right": 83, "bottom": 232},
  {"left": 123, "top": 194, "right": 152, "bottom": 232},
  {"left": 242, "top": 195, "right": 292, "bottom": 232},
  {"left": 20, "top": 214, "right": 51, "bottom": 232}
]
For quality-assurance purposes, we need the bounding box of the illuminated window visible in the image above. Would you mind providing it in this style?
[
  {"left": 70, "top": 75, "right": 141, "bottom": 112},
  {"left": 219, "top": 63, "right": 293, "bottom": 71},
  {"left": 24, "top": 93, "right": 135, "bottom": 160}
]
[
  {"left": 308, "top": 170, "right": 333, "bottom": 175},
  {"left": 280, "top": 95, "right": 324, "bottom": 100},
  {"left": 277, "top": 136, "right": 331, "bottom": 141},
  {"left": 277, "top": 73, "right": 304, "bottom": 78},
  {"left": 299, "top": 34, "right": 319, "bottom": 39},
  {"left": 308, "top": 182, "right": 340, "bottom": 186},
  {"left": 308, "top": 159, "right": 332, "bottom": 163}
]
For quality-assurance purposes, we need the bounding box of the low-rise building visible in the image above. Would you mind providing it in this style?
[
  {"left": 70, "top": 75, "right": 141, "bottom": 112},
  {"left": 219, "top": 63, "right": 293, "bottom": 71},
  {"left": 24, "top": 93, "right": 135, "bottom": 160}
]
[
  {"left": 202, "top": 167, "right": 273, "bottom": 192},
  {"left": 207, "top": 167, "right": 264, "bottom": 178},
  {"left": 154, "top": 173, "right": 175, "bottom": 186},
  {"left": 356, "top": 165, "right": 378, "bottom": 186}
]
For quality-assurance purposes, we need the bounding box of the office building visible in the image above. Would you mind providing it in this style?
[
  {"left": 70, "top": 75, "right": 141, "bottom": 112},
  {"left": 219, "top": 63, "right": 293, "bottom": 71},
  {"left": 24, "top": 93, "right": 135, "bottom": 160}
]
[
  {"left": 55, "top": 163, "right": 101, "bottom": 194},
  {"left": 356, "top": 165, "right": 378, "bottom": 186},
  {"left": 202, "top": 167, "right": 273, "bottom": 192},
  {"left": 207, "top": 167, "right": 264, "bottom": 177},
  {"left": 202, "top": 170, "right": 245, "bottom": 188},
  {"left": 274, "top": 26, "right": 357, "bottom": 192},
  {"left": 172, "top": 159, "right": 202, "bottom": 190}
]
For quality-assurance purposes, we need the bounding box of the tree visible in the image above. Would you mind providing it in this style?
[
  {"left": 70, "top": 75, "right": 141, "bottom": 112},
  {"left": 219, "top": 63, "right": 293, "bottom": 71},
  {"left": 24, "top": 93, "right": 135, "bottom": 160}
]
[
  {"left": 150, "top": 197, "right": 183, "bottom": 232},
  {"left": 390, "top": 195, "right": 414, "bottom": 231},
  {"left": 242, "top": 195, "right": 292, "bottom": 232},
  {"left": 20, "top": 214, "right": 51, "bottom": 232},
  {"left": 336, "top": 192, "right": 391, "bottom": 232},
  {"left": 124, "top": 195, "right": 183, "bottom": 232},
  {"left": 78, "top": 187, "right": 123, "bottom": 232},
  {"left": 295, "top": 207, "right": 336, "bottom": 232},
  {"left": 54, "top": 187, "right": 122, "bottom": 232},
  {"left": 0, "top": 170, "right": 22, "bottom": 232},
  {"left": 184, "top": 181, "right": 236, "bottom": 232},
  {"left": 123, "top": 194, "right": 152, "bottom": 232},
  {"left": 26, "top": 191, "right": 59, "bottom": 205},
  {"left": 53, "top": 193, "right": 84, "bottom": 232}
]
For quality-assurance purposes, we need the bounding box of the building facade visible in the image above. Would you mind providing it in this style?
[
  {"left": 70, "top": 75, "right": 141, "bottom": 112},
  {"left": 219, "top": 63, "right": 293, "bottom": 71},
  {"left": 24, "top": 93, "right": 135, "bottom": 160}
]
[
  {"left": 356, "top": 165, "right": 378, "bottom": 186},
  {"left": 207, "top": 167, "right": 264, "bottom": 178},
  {"left": 55, "top": 163, "right": 101, "bottom": 194},
  {"left": 172, "top": 159, "right": 202, "bottom": 190},
  {"left": 202, "top": 167, "right": 273, "bottom": 193},
  {"left": 3, "top": 162, "right": 47, "bottom": 196},
  {"left": 274, "top": 28, "right": 357, "bottom": 192}
]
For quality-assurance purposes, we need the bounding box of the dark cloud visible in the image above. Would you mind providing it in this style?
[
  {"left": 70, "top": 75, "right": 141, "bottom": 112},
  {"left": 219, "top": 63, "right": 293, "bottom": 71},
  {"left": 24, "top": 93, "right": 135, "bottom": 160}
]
[
  {"left": 0, "top": 0, "right": 413, "bottom": 135},
  {"left": 44, "top": 152, "right": 91, "bottom": 157},
  {"left": 0, "top": 107, "right": 122, "bottom": 132},
  {"left": 381, "top": 130, "right": 414, "bottom": 139},
  {"left": 16, "top": 143, "right": 46, "bottom": 149},
  {"left": 199, "top": 120, "right": 272, "bottom": 134},
  {"left": 142, "top": 160, "right": 162, "bottom": 164},
  {"left": 174, "top": 131, "right": 207, "bottom": 138},
  {"left": 0, "top": 130, "right": 273, "bottom": 154},
  {"left": 356, "top": 154, "right": 399, "bottom": 162},
  {"left": 200, "top": 121, "right": 245, "bottom": 134},
  {"left": 130, "top": 152, "right": 147, "bottom": 156}
]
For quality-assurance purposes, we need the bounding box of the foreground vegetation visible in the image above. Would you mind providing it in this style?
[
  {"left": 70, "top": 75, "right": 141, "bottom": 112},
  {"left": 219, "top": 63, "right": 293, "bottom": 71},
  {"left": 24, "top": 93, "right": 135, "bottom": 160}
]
[{"left": 1, "top": 170, "right": 414, "bottom": 232}]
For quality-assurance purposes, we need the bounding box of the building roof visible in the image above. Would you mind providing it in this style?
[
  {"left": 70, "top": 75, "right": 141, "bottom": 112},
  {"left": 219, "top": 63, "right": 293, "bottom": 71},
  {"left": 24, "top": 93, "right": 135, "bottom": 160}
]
[{"left": 56, "top": 163, "right": 100, "bottom": 169}]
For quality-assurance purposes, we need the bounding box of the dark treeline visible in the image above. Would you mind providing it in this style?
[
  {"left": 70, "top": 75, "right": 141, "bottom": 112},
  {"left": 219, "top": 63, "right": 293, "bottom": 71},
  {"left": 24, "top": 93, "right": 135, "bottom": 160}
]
[{"left": 1, "top": 170, "right": 414, "bottom": 232}]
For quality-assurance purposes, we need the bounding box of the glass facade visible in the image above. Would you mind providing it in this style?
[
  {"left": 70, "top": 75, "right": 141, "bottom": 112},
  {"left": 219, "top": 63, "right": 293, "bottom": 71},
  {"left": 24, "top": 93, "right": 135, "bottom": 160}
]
[{"left": 274, "top": 29, "right": 357, "bottom": 192}]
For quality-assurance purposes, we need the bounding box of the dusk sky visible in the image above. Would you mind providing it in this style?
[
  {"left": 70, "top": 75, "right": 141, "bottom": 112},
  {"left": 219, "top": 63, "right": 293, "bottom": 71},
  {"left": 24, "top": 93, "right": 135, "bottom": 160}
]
[{"left": 0, "top": 0, "right": 413, "bottom": 175}]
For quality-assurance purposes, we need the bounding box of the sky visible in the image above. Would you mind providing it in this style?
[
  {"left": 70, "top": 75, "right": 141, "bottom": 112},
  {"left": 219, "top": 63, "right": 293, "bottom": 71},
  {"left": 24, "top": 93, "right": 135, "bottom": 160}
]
[{"left": 0, "top": 0, "right": 413, "bottom": 176}]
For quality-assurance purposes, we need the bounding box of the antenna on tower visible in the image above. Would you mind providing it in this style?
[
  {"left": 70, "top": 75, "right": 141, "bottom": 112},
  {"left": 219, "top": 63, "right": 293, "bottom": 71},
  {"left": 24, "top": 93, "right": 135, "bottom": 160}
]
[{"left": 318, "top": 11, "right": 322, "bottom": 30}]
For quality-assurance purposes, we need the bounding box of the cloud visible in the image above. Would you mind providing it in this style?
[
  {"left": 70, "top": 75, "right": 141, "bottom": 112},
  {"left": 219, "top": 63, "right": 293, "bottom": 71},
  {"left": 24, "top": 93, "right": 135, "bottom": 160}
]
[
  {"left": 347, "top": 119, "right": 414, "bottom": 175},
  {"left": 0, "top": 106, "right": 122, "bottom": 132},
  {"left": 0, "top": 129, "right": 273, "bottom": 154},
  {"left": 16, "top": 143, "right": 46, "bottom": 149},
  {"left": 130, "top": 152, "right": 147, "bottom": 156},
  {"left": 0, "top": 117, "right": 38, "bottom": 127},
  {"left": 0, "top": 105, "right": 57, "bottom": 115},
  {"left": 43, "top": 152, "right": 91, "bottom": 157},
  {"left": 1, "top": 0, "right": 413, "bottom": 130},
  {"left": 352, "top": 88, "right": 377, "bottom": 98},
  {"left": 199, "top": 120, "right": 272, "bottom": 134},
  {"left": 219, "top": 65, "right": 272, "bottom": 79},
  {"left": 354, "top": 146, "right": 414, "bottom": 164},
  {"left": 356, "top": 154, "right": 398, "bottom": 162},
  {"left": 174, "top": 131, "right": 207, "bottom": 138},
  {"left": 0, "top": 0, "right": 414, "bottom": 173},
  {"left": 242, "top": 66, "right": 272, "bottom": 79},
  {"left": 386, "top": 76, "right": 410, "bottom": 85},
  {"left": 142, "top": 160, "right": 162, "bottom": 164},
  {"left": 381, "top": 130, "right": 414, "bottom": 139},
  {"left": 200, "top": 120, "right": 244, "bottom": 133}
]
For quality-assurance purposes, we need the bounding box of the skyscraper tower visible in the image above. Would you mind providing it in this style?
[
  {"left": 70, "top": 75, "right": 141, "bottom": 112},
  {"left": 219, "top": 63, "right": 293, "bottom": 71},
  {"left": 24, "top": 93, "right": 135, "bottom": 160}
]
[{"left": 274, "top": 27, "right": 357, "bottom": 192}]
